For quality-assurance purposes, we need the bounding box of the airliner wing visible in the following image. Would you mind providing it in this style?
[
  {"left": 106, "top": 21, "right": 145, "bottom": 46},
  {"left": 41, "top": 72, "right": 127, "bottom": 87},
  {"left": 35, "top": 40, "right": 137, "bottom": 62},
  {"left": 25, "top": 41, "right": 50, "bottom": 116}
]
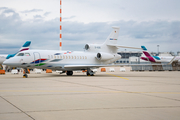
[{"left": 168, "top": 56, "right": 177, "bottom": 65}]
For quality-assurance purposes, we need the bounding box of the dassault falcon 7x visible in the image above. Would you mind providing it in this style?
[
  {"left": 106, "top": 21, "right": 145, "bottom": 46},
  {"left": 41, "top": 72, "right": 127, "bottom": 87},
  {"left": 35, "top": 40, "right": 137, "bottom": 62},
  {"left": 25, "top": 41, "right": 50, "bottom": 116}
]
[
  {"left": 3, "top": 27, "right": 142, "bottom": 77},
  {"left": 0, "top": 41, "right": 31, "bottom": 69}
]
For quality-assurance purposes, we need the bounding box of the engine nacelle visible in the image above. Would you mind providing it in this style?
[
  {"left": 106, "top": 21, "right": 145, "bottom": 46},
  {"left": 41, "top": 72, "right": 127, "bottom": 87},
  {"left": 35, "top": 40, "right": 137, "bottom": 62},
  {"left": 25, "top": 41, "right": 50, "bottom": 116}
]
[
  {"left": 84, "top": 44, "right": 102, "bottom": 52},
  {"left": 96, "top": 52, "right": 114, "bottom": 61}
]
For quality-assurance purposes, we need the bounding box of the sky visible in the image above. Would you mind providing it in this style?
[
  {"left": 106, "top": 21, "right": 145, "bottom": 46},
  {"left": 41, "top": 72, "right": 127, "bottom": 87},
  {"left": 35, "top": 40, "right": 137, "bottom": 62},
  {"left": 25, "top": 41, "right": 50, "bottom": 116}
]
[{"left": 0, "top": 0, "right": 180, "bottom": 54}]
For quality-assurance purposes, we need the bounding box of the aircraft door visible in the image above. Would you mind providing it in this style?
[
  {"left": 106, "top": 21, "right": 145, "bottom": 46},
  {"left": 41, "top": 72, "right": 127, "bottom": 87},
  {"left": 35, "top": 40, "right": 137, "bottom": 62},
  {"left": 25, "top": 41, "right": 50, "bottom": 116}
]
[{"left": 33, "top": 52, "right": 41, "bottom": 66}]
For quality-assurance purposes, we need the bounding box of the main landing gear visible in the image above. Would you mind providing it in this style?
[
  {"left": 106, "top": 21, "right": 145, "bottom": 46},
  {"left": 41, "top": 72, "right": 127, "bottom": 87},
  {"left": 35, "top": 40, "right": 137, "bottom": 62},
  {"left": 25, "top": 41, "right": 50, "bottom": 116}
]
[
  {"left": 23, "top": 68, "right": 28, "bottom": 78},
  {"left": 66, "top": 71, "right": 73, "bottom": 76},
  {"left": 86, "top": 68, "right": 95, "bottom": 76}
]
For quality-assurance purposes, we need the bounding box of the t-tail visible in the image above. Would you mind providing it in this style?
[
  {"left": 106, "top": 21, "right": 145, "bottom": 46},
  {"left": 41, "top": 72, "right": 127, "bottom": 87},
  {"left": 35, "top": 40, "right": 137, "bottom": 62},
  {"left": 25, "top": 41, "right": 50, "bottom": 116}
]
[
  {"left": 84, "top": 27, "right": 120, "bottom": 53},
  {"left": 102, "top": 26, "right": 120, "bottom": 53},
  {"left": 6, "top": 41, "right": 31, "bottom": 59},
  {"left": 84, "top": 26, "right": 142, "bottom": 59}
]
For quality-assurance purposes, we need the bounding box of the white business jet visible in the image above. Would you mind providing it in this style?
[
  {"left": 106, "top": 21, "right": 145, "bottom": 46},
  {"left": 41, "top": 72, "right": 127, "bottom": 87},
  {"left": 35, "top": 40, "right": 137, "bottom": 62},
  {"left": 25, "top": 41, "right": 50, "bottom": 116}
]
[{"left": 3, "top": 27, "right": 142, "bottom": 77}]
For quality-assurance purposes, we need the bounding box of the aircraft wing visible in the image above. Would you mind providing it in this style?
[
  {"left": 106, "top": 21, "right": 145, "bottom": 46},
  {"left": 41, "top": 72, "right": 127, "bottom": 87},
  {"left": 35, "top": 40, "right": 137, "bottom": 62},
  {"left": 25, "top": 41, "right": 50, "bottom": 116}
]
[
  {"left": 168, "top": 56, "right": 177, "bottom": 65},
  {"left": 64, "top": 63, "right": 163, "bottom": 68},
  {"left": 64, "top": 64, "right": 109, "bottom": 68}
]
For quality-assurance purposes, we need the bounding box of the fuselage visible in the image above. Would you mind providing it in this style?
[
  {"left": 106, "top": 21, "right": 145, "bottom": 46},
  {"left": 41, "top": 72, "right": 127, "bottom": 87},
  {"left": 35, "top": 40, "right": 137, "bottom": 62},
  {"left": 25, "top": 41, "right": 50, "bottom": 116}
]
[
  {"left": 141, "top": 56, "right": 180, "bottom": 63},
  {"left": 3, "top": 50, "right": 121, "bottom": 71}
]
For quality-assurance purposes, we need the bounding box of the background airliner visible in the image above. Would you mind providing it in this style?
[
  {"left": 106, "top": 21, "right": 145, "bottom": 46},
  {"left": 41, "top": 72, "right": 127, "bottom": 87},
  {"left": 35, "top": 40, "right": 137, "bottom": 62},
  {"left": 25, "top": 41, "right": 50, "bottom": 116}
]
[
  {"left": 3, "top": 27, "right": 143, "bottom": 77},
  {"left": 0, "top": 41, "right": 31, "bottom": 69},
  {"left": 141, "top": 46, "right": 180, "bottom": 64}
]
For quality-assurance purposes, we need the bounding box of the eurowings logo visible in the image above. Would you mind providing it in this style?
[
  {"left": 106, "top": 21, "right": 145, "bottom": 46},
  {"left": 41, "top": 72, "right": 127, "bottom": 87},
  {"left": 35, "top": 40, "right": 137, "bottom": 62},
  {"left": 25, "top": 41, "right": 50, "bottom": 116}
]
[{"left": 110, "top": 38, "right": 117, "bottom": 40}]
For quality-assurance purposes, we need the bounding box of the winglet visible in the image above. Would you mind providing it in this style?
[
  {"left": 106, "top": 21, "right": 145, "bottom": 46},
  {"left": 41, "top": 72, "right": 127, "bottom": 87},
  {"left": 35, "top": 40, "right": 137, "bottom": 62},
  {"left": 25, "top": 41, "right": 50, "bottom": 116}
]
[
  {"left": 22, "top": 41, "right": 31, "bottom": 47},
  {"left": 19, "top": 41, "right": 31, "bottom": 52},
  {"left": 141, "top": 46, "right": 147, "bottom": 51}
]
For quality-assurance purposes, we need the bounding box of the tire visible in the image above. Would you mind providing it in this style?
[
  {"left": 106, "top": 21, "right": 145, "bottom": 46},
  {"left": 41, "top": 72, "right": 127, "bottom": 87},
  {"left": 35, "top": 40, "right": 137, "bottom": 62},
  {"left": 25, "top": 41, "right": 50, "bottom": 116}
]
[{"left": 66, "top": 71, "right": 73, "bottom": 76}]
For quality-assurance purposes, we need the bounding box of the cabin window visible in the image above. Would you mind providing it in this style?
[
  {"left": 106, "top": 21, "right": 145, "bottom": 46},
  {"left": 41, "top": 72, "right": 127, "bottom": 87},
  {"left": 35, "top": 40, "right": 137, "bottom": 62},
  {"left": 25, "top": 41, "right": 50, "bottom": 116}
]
[
  {"left": 72, "top": 56, "right": 73, "bottom": 59},
  {"left": 57, "top": 56, "right": 59, "bottom": 59},
  {"left": 69, "top": 56, "right": 71, "bottom": 59},
  {"left": 51, "top": 55, "right": 53, "bottom": 59},
  {"left": 74, "top": 56, "right": 76, "bottom": 59},
  {"left": 66, "top": 56, "right": 68, "bottom": 59},
  {"left": 80, "top": 56, "right": 82, "bottom": 59},
  {"left": 63, "top": 56, "right": 65, "bottom": 59},
  {"left": 60, "top": 56, "right": 62, "bottom": 59},
  {"left": 25, "top": 53, "right": 30, "bottom": 56},
  {"left": 85, "top": 56, "right": 87, "bottom": 59},
  {"left": 54, "top": 55, "right": 56, "bottom": 59},
  {"left": 17, "top": 53, "right": 24, "bottom": 56},
  {"left": 82, "top": 56, "right": 84, "bottom": 59}
]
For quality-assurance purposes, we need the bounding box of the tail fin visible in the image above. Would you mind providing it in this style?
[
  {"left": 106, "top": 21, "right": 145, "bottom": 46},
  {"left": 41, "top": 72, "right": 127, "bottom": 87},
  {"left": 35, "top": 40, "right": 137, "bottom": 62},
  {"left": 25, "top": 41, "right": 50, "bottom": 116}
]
[
  {"left": 141, "top": 46, "right": 158, "bottom": 62},
  {"left": 102, "top": 27, "right": 142, "bottom": 53},
  {"left": 143, "top": 51, "right": 152, "bottom": 57},
  {"left": 6, "top": 41, "right": 31, "bottom": 59},
  {"left": 19, "top": 41, "right": 31, "bottom": 52},
  {"left": 141, "top": 46, "right": 152, "bottom": 57},
  {"left": 141, "top": 46, "right": 147, "bottom": 51},
  {"left": 104, "top": 26, "right": 120, "bottom": 45}
]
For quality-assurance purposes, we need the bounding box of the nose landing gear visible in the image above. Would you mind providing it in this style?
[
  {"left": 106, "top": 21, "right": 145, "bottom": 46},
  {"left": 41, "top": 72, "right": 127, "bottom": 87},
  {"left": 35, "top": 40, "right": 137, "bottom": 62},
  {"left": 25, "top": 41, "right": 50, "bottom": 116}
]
[{"left": 23, "top": 68, "right": 29, "bottom": 78}]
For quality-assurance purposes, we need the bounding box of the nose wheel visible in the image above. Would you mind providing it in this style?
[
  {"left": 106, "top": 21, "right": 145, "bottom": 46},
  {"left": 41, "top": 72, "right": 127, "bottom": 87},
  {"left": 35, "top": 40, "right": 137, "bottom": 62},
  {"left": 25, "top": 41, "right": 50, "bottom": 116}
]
[
  {"left": 23, "top": 74, "right": 28, "bottom": 78},
  {"left": 23, "top": 68, "right": 28, "bottom": 78}
]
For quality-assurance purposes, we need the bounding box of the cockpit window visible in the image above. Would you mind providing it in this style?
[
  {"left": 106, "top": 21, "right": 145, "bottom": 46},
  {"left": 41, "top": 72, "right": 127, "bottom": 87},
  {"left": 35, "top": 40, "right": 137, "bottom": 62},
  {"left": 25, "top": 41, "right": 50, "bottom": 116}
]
[
  {"left": 17, "top": 53, "right": 24, "bottom": 56},
  {"left": 25, "top": 53, "right": 30, "bottom": 56}
]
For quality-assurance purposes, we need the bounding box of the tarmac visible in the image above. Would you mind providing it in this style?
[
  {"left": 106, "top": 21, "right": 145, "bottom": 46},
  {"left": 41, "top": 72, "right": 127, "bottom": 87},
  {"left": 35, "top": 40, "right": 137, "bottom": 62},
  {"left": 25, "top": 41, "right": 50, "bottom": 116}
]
[{"left": 0, "top": 68, "right": 180, "bottom": 120}]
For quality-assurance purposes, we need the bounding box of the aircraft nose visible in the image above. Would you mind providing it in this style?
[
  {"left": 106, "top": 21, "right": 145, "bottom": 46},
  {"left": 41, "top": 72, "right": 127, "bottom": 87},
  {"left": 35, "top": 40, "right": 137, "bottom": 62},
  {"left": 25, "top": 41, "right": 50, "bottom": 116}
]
[
  {"left": 3, "top": 59, "right": 10, "bottom": 65},
  {"left": 3, "top": 59, "right": 14, "bottom": 66}
]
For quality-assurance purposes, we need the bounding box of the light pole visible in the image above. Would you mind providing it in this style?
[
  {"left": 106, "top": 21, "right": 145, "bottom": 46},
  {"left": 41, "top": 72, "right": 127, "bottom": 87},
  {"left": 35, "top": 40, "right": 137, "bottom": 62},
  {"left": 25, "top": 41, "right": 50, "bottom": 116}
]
[
  {"left": 157, "top": 45, "right": 159, "bottom": 55},
  {"left": 125, "top": 49, "right": 126, "bottom": 63}
]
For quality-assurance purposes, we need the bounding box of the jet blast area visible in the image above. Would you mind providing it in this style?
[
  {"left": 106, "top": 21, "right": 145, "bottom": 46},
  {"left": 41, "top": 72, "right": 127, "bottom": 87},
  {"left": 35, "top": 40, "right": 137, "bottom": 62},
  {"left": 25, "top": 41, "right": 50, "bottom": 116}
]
[{"left": 0, "top": 70, "right": 180, "bottom": 120}]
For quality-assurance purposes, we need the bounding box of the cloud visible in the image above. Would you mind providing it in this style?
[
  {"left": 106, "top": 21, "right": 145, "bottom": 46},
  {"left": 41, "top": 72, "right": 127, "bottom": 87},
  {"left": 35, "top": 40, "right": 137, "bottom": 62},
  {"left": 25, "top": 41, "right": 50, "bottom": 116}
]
[
  {"left": 21, "top": 9, "right": 43, "bottom": 13},
  {"left": 63, "top": 16, "right": 76, "bottom": 20},
  {"left": 44, "top": 12, "right": 51, "bottom": 16},
  {"left": 33, "top": 15, "right": 43, "bottom": 19},
  {"left": 0, "top": 7, "right": 180, "bottom": 54}
]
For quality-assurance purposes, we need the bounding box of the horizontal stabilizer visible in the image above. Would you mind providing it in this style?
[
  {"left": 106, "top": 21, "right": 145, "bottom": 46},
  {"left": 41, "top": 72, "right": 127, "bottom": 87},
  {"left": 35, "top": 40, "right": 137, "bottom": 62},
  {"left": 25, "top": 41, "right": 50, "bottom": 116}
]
[{"left": 107, "top": 44, "right": 143, "bottom": 50}]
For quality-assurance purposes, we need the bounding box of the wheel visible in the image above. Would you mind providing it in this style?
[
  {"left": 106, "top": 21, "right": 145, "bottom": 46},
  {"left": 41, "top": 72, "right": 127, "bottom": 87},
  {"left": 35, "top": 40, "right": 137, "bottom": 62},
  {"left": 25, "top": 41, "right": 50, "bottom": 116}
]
[
  {"left": 66, "top": 71, "right": 73, "bottom": 76},
  {"left": 23, "top": 74, "right": 28, "bottom": 78},
  {"left": 86, "top": 72, "right": 90, "bottom": 76},
  {"left": 87, "top": 70, "right": 94, "bottom": 76}
]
